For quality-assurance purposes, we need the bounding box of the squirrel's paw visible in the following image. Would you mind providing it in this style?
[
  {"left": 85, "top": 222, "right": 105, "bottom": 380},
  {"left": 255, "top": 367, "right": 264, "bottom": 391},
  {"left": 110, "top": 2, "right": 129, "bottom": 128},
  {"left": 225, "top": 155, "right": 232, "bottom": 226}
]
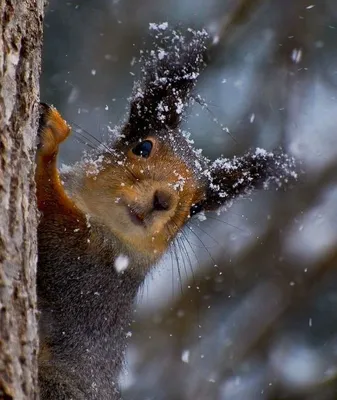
[{"left": 38, "top": 103, "right": 71, "bottom": 157}]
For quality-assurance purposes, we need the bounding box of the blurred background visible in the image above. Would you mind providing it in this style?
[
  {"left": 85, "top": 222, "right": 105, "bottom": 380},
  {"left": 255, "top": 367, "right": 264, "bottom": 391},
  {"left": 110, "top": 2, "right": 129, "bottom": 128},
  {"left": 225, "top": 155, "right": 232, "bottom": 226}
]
[{"left": 41, "top": 1, "right": 337, "bottom": 399}]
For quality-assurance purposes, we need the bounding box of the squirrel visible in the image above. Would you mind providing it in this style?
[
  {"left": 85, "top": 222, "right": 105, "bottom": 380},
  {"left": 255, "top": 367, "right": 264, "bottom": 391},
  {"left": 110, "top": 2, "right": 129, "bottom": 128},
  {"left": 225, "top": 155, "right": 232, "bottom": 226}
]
[{"left": 36, "top": 29, "right": 296, "bottom": 399}]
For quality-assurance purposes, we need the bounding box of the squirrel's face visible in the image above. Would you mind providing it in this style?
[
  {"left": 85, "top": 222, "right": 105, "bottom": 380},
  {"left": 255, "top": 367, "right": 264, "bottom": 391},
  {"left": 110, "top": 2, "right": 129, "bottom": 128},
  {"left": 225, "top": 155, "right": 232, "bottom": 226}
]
[{"left": 76, "top": 132, "right": 206, "bottom": 261}]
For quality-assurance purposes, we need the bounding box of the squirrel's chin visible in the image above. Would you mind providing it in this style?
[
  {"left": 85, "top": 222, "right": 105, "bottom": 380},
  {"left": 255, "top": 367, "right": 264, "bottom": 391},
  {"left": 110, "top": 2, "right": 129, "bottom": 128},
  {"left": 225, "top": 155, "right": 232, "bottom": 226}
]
[{"left": 111, "top": 215, "right": 173, "bottom": 260}]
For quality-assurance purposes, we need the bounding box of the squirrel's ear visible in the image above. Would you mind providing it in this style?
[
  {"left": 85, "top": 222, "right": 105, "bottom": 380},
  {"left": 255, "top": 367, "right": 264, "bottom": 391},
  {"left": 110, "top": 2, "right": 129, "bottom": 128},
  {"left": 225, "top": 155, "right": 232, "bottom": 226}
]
[
  {"left": 203, "top": 149, "right": 297, "bottom": 211},
  {"left": 125, "top": 29, "right": 208, "bottom": 137}
]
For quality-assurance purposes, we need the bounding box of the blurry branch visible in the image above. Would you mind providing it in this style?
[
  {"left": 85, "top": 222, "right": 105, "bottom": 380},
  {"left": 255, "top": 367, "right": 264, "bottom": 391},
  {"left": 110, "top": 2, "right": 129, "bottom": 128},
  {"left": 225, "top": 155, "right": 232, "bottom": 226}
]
[
  {"left": 207, "top": 0, "right": 263, "bottom": 58},
  {"left": 218, "top": 246, "right": 337, "bottom": 375},
  {"left": 262, "top": 248, "right": 337, "bottom": 399},
  {"left": 212, "top": 0, "right": 262, "bottom": 43}
]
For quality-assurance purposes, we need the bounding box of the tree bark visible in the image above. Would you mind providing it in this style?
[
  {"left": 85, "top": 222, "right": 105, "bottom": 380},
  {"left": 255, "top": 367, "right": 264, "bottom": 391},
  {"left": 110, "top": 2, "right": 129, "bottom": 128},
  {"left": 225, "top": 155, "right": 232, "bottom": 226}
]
[{"left": 0, "top": 1, "right": 44, "bottom": 398}]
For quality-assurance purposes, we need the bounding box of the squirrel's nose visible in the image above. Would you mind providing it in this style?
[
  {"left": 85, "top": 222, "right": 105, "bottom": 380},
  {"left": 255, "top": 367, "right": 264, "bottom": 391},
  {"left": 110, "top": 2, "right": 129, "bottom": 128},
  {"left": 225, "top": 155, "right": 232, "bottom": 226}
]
[{"left": 153, "top": 190, "right": 172, "bottom": 212}]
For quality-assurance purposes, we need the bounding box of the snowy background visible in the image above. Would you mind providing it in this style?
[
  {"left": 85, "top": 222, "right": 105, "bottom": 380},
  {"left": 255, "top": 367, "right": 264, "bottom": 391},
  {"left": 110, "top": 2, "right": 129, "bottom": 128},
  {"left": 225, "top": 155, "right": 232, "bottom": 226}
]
[{"left": 42, "top": 1, "right": 337, "bottom": 399}]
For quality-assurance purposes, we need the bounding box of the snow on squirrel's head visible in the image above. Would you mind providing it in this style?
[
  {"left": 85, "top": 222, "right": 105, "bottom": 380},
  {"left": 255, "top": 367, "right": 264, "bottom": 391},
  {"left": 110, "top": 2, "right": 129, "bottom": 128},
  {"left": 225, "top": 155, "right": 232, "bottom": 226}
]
[{"left": 77, "top": 25, "right": 297, "bottom": 266}]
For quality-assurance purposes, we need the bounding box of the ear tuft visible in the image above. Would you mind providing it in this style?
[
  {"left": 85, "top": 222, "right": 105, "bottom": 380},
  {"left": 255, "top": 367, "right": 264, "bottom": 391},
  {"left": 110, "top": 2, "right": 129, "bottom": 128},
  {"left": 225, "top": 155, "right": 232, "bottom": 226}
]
[
  {"left": 127, "top": 26, "right": 208, "bottom": 134},
  {"left": 204, "top": 148, "right": 298, "bottom": 210}
]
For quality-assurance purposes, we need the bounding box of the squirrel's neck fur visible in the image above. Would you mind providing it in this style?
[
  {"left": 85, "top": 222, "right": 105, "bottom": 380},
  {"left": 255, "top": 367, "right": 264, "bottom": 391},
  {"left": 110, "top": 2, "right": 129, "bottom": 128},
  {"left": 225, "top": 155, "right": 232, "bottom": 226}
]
[{"left": 38, "top": 174, "right": 147, "bottom": 399}]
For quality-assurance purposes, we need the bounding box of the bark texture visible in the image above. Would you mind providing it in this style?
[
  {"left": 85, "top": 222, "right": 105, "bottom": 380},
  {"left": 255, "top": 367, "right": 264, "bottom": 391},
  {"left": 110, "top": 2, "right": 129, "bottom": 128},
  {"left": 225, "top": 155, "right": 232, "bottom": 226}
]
[{"left": 0, "top": 0, "right": 44, "bottom": 398}]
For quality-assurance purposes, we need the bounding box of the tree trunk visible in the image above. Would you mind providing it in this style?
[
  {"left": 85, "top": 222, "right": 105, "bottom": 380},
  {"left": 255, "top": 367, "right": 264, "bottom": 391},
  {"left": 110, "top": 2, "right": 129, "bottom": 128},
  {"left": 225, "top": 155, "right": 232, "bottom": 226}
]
[{"left": 0, "top": 1, "right": 44, "bottom": 398}]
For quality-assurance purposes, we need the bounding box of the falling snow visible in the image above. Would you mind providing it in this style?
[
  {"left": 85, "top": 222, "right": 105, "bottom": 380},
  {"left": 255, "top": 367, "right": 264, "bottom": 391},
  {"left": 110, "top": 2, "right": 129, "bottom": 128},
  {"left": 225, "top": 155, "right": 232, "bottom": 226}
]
[
  {"left": 114, "top": 255, "right": 129, "bottom": 273},
  {"left": 181, "top": 350, "right": 190, "bottom": 363},
  {"left": 149, "top": 22, "right": 168, "bottom": 31}
]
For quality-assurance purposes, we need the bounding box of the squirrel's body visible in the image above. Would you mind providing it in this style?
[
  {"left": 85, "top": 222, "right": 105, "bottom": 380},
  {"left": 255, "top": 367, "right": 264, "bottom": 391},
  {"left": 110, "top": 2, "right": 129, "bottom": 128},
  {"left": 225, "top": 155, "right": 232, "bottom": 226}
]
[
  {"left": 36, "top": 30, "right": 296, "bottom": 399},
  {"left": 38, "top": 204, "right": 140, "bottom": 399}
]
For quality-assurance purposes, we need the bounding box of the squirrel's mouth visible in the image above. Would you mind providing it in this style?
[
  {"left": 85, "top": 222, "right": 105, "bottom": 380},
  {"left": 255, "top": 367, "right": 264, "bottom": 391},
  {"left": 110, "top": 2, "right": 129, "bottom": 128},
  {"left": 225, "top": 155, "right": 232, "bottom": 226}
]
[{"left": 127, "top": 206, "right": 146, "bottom": 227}]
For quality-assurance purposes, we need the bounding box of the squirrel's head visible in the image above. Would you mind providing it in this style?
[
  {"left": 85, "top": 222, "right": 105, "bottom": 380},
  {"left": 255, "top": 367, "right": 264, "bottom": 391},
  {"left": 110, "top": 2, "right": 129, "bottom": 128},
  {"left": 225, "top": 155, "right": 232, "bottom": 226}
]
[
  {"left": 78, "top": 130, "right": 207, "bottom": 261},
  {"left": 69, "top": 28, "right": 296, "bottom": 266}
]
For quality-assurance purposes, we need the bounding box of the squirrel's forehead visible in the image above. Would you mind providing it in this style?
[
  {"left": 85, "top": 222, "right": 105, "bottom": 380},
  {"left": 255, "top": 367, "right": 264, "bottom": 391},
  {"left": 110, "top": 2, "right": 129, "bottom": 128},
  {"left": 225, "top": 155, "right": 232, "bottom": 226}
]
[{"left": 155, "top": 130, "right": 207, "bottom": 176}]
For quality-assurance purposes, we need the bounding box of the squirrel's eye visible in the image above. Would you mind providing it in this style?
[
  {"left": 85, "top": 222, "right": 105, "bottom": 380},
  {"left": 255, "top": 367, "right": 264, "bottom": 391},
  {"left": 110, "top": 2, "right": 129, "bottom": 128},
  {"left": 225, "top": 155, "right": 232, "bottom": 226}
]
[
  {"left": 190, "top": 203, "right": 203, "bottom": 216},
  {"left": 132, "top": 140, "right": 153, "bottom": 158}
]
